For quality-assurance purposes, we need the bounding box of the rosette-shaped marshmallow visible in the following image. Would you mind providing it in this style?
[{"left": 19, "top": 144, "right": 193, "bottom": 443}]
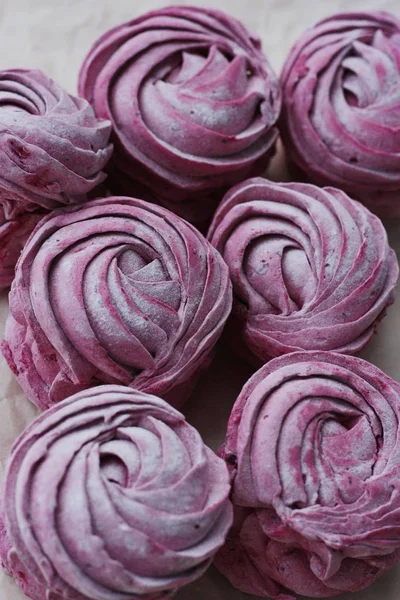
[
  {"left": 215, "top": 351, "right": 400, "bottom": 598},
  {"left": 2, "top": 196, "right": 232, "bottom": 409},
  {"left": 208, "top": 178, "right": 398, "bottom": 362},
  {"left": 280, "top": 11, "right": 400, "bottom": 216},
  {"left": 0, "top": 385, "right": 232, "bottom": 600},
  {"left": 78, "top": 5, "right": 281, "bottom": 224},
  {"left": 0, "top": 68, "right": 112, "bottom": 288}
]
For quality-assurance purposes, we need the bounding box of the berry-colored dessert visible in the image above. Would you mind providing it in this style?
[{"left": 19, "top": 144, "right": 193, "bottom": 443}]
[
  {"left": 208, "top": 178, "right": 398, "bottom": 363},
  {"left": 216, "top": 351, "right": 400, "bottom": 598},
  {"left": 0, "top": 69, "right": 112, "bottom": 288},
  {"left": 2, "top": 196, "right": 232, "bottom": 409},
  {"left": 78, "top": 5, "right": 281, "bottom": 225},
  {"left": 0, "top": 385, "right": 232, "bottom": 600},
  {"left": 280, "top": 11, "right": 400, "bottom": 216}
]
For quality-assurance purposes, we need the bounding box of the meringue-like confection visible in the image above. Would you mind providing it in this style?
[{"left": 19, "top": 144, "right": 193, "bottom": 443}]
[
  {"left": 280, "top": 11, "right": 400, "bottom": 216},
  {"left": 78, "top": 5, "right": 281, "bottom": 225},
  {"left": 0, "top": 68, "right": 112, "bottom": 288},
  {"left": 0, "top": 208, "right": 44, "bottom": 289},
  {"left": 2, "top": 196, "right": 232, "bottom": 409},
  {"left": 0, "top": 385, "right": 233, "bottom": 600},
  {"left": 215, "top": 351, "right": 400, "bottom": 598},
  {"left": 208, "top": 178, "right": 398, "bottom": 363}
]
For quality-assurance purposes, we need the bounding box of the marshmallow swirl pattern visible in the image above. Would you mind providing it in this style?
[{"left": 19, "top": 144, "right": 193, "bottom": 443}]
[
  {"left": 215, "top": 352, "right": 400, "bottom": 598},
  {"left": 0, "top": 385, "right": 232, "bottom": 600},
  {"left": 208, "top": 178, "right": 398, "bottom": 362},
  {"left": 280, "top": 11, "right": 400, "bottom": 215},
  {"left": 0, "top": 68, "right": 112, "bottom": 287},
  {"left": 78, "top": 6, "right": 281, "bottom": 224},
  {"left": 2, "top": 196, "right": 232, "bottom": 409}
]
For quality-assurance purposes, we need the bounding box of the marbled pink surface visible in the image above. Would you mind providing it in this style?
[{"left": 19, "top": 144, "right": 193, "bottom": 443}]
[
  {"left": 0, "top": 69, "right": 112, "bottom": 288},
  {"left": 0, "top": 385, "right": 232, "bottom": 600},
  {"left": 280, "top": 11, "right": 400, "bottom": 216},
  {"left": 78, "top": 6, "right": 281, "bottom": 225},
  {"left": 216, "top": 352, "right": 400, "bottom": 598},
  {"left": 2, "top": 196, "right": 232, "bottom": 410},
  {"left": 208, "top": 178, "right": 399, "bottom": 362}
]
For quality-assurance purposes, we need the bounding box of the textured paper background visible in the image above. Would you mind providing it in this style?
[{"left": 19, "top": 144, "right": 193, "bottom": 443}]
[{"left": 1, "top": 1, "right": 400, "bottom": 599}]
